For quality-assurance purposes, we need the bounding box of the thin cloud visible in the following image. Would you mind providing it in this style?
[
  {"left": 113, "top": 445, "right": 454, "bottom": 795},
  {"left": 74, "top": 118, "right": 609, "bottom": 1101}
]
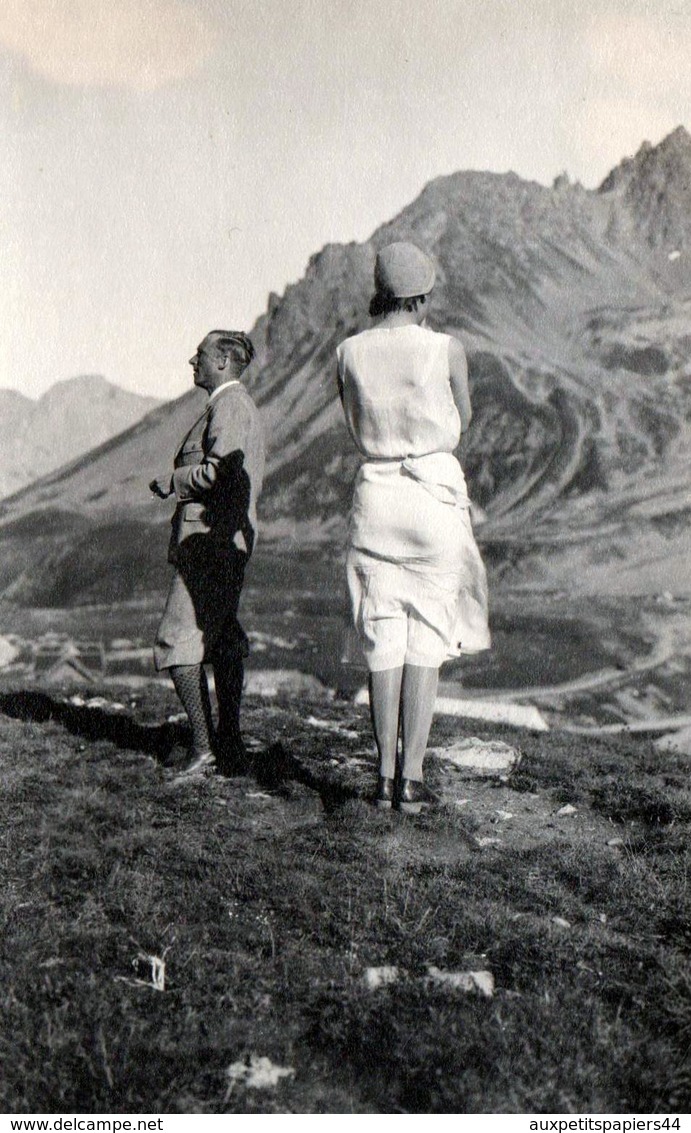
[{"left": 0, "top": 0, "right": 216, "bottom": 90}]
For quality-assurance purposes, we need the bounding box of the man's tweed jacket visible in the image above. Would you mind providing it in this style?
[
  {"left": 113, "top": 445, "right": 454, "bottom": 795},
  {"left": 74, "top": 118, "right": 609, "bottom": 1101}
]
[{"left": 167, "top": 382, "right": 265, "bottom": 563}]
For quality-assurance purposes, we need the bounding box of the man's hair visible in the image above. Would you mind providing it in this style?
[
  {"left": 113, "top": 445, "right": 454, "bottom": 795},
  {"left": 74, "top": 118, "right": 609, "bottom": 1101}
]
[
  {"left": 209, "top": 330, "right": 255, "bottom": 369},
  {"left": 368, "top": 293, "right": 427, "bottom": 318}
]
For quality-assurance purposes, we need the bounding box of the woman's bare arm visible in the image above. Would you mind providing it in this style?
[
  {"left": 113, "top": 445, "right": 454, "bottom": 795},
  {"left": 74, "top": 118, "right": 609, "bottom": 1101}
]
[{"left": 448, "top": 337, "right": 472, "bottom": 432}]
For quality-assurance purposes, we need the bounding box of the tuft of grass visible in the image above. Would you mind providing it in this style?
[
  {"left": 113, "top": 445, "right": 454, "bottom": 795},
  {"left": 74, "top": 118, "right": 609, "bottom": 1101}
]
[{"left": 590, "top": 783, "right": 691, "bottom": 826}]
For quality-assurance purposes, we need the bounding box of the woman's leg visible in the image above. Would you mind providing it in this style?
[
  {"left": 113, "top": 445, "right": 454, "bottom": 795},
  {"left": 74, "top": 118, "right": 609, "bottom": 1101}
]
[
  {"left": 369, "top": 666, "right": 404, "bottom": 779},
  {"left": 399, "top": 663, "right": 439, "bottom": 782}
]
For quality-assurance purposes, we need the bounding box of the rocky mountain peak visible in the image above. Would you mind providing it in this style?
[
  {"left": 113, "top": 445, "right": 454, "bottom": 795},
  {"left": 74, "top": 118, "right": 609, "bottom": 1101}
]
[
  {"left": 599, "top": 126, "right": 691, "bottom": 191},
  {"left": 655, "top": 124, "right": 691, "bottom": 155},
  {"left": 598, "top": 126, "right": 691, "bottom": 249}
]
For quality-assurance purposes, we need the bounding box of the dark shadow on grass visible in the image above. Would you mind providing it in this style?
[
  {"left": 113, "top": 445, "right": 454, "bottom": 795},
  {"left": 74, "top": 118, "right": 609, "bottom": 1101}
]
[
  {"left": 251, "top": 741, "right": 357, "bottom": 813},
  {"left": 0, "top": 690, "right": 182, "bottom": 765},
  {"left": 0, "top": 691, "right": 360, "bottom": 810}
]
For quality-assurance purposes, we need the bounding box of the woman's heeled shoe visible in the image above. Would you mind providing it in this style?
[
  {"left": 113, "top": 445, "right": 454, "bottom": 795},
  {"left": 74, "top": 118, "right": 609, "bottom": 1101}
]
[
  {"left": 375, "top": 776, "right": 396, "bottom": 810},
  {"left": 397, "top": 778, "right": 438, "bottom": 815}
]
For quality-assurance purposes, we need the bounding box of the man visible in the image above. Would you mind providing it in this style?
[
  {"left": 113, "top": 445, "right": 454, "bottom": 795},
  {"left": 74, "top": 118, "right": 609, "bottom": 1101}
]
[{"left": 150, "top": 329, "right": 265, "bottom": 778}]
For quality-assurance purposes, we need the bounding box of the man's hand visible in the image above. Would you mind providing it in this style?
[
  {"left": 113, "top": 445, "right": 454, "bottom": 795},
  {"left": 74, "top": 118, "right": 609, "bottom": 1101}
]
[{"left": 149, "top": 476, "right": 172, "bottom": 499}]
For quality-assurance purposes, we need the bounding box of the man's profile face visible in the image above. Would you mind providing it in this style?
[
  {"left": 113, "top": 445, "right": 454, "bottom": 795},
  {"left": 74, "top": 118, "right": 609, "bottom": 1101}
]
[{"left": 189, "top": 334, "right": 220, "bottom": 391}]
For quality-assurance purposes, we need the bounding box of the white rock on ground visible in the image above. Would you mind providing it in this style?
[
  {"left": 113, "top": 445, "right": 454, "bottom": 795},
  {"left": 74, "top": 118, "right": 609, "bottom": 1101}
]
[
  {"left": 68, "top": 695, "right": 125, "bottom": 711},
  {"left": 426, "top": 967, "right": 495, "bottom": 998},
  {"left": 244, "top": 669, "right": 333, "bottom": 700},
  {"left": 428, "top": 737, "right": 520, "bottom": 776},
  {"left": 129, "top": 953, "right": 165, "bottom": 991},
  {"left": 364, "top": 965, "right": 400, "bottom": 990},
  {"left": 305, "top": 715, "right": 359, "bottom": 738},
  {"left": 226, "top": 1055, "right": 295, "bottom": 1091}
]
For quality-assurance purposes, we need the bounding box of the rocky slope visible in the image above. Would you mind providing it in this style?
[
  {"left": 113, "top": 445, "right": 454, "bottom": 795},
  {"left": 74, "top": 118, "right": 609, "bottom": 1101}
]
[
  {"left": 1, "top": 129, "right": 690, "bottom": 603},
  {"left": 0, "top": 376, "right": 161, "bottom": 499}
]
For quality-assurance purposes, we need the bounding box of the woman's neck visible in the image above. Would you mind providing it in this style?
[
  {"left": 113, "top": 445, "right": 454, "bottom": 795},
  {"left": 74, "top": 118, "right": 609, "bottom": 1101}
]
[{"left": 374, "top": 311, "right": 426, "bottom": 329}]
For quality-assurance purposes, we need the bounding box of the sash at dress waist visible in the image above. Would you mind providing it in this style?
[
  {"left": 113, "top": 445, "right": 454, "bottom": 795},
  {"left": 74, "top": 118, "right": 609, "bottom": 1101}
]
[{"left": 360, "top": 451, "right": 469, "bottom": 507}]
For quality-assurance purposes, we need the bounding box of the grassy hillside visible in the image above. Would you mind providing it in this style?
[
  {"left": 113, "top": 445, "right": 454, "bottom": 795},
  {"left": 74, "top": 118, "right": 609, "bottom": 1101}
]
[{"left": 0, "top": 682, "right": 689, "bottom": 1113}]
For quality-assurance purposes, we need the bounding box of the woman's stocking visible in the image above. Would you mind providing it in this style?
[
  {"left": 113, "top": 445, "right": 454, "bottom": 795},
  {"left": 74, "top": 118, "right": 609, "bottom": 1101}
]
[
  {"left": 368, "top": 666, "right": 404, "bottom": 779},
  {"left": 400, "top": 663, "right": 439, "bottom": 782}
]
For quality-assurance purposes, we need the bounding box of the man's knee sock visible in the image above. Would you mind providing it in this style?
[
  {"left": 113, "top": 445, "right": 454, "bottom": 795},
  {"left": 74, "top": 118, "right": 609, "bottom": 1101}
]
[{"left": 170, "top": 664, "right": 214, "bottom": 756}]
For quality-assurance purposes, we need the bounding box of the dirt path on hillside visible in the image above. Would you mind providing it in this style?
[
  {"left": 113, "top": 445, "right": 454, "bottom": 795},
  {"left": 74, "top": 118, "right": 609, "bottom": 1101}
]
[{"left": 443, "top": 614, "right": 684, "bottom": 705}]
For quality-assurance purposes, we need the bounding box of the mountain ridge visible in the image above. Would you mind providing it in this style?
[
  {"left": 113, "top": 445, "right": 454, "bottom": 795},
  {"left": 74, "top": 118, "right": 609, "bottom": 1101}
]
[
  {"left": 1, "top": 129, "right": 690, "bottom": 602},
  {"left": 0, "top": 376, "right": 162, "bottom": 500}
]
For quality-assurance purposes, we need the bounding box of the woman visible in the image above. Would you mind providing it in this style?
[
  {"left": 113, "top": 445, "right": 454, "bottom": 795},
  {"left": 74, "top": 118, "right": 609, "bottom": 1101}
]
[{"left": 337, "top": 241, "right": 490, "bottom": 814}]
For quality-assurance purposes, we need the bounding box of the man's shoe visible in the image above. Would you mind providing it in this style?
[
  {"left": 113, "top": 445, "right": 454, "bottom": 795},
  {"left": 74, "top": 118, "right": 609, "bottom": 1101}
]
[
  {"left": 171, "top": 749, "right": 215, "bottom": 781},
  {"left": 214, "top": 734, "right": 251, "bottom": 777},
  {"left": 375, "top": 776, "right": 396, "bottom": 810},
  {"left": 397, "top": 778, "right": 438, "bottom": 815}
]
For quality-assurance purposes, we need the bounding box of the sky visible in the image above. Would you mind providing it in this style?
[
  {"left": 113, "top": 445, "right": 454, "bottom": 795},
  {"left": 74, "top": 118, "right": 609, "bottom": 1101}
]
[{"left": 2, "top": 0, "right": 690, "bottom": 401}]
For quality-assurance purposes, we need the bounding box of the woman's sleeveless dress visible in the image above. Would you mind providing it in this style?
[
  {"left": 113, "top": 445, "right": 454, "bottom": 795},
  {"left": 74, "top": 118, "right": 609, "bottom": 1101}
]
[{"left": 337, "top": 324, "right": 490, "bottom": 671}]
